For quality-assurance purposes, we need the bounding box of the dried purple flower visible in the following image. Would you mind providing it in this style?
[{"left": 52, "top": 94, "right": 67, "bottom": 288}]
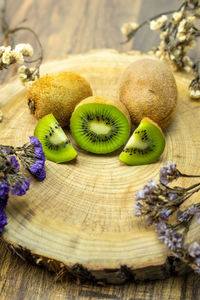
[
  {"left": 16, "top": 136, "right": 46, "bottom": 181},
  {"left": 135, "top": 179, "right": 158, "bottom": 201},
  {"left": 0, "top": 136, "right": 47, "bottom": 233},
  {"left": 27, "top": 136, "right": 46, "bottom": 181},
  {"left": 188, "top": 205, "right": 200, "bottom": 215},
  {"left": 135, "top": 202, "right": 143, "bottom": 216},
  {"left": 159, "top": 161, "right": 180, "bottom": 185},
  {"left": 134, "top": 161, "right": 200, "bottom": 274},
  {"left": 187, "top": 242, "right": 200, "bottom": 271},
  {"left": 10, "top": 155, "right": 20, "bottom": 170},
  {"left": 0, "top": 209, "right": 7, "bottom": 233},
  {"left": 11, "top": 177, "right": 31, "bottom": 196},
  {"left": 188, "top": 242, "right": 200, "bottom": 259},
  {"left": 177, "top": 210, "right": 191, "bottom": 223},
  {"left": 177, "top": 205, "right": 200, "bottom": 224},
  {"left": 29, "top": 136, "right": 45, "bottom": 158},
  {"left": 156, "top": 221, "right": 184, "bottom": 252},
  {"left": 160, "top": 208, "right": 172, "bottom": 220},
  {"left": 156, "top": 220, "right": 168, "bottom": 242},
  {"left": 134, "top": 189, "right": 146, "bottom": 201},
  {"left": 0, "top": 180, "right": 9, "bottom": 209},
  {"left": 167, "top": 192, "right": 178, "bottom": 201},
  {"left": 0, "top": 148, "right": 10, "bottom": 154},
  {"left": 29, "top": 160, "right": 46, "bottom": 181}
]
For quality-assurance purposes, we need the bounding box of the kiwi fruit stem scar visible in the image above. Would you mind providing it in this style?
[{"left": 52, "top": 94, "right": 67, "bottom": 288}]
[{"left": 119, "top": 117, "right": 165, "bottom": 165}]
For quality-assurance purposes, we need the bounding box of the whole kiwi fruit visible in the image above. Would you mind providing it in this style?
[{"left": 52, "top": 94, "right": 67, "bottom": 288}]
[
  {"left": 119, "top": 57, "right": 178, "bottom": 128},
  {"left": 28, "top": 72, "right": 93, "bottom": 127}
]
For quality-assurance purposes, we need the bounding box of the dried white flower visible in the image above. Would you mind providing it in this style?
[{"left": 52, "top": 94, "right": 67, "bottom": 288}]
[
  {"left": 185, "top": 40, "right": 196, "bottom": 51},
  {"left": 172, "top": 11, "right": 183, "bottom": 23},
  {"left": 187, "top": 15, "right": 196, "bottom": 24},
  {"left": 170, "top": 54, "right": 176, "bottom": 61},
  {"left": 184, "top": 65, "right": 192, "bottom": 72},
  {"left": 150, "top": 15, "right": 167, "bottom": 31},
  {"left": 18, "top": 65, "right": 39, "bottom": 87},
  {"left": 183, "top": 56, "right": 193, "bottom": 67},
  {"left": 189, "top": 89, "right": 200, "bottom": 99},
  {"left": 15, "top": 43, "right": 34, "bottom": 57},
  {"left": 121, "top": 22, "right": 139, "bottom": 36},
  {"left": 177, "top": 31, "right": 187, "bottom": 42},
  {"left": 155, "top": 50, "right": 162, "bottom": 58},
  {"left": 2, "top": 46, "right": 11, "bottom": 65},
  {"left": 160, "top": 30, "right": 168, "bottom": 39},
  {"left": 189, "top": 77, "right": 200, "bottom": 99},
  {"left": 12, "top": 50, "right": 24, "bottom": 64},
  {"left": 172, "top": 48, "right": 181, "bottom": 57},
  {"left": 178, "top": 19, "right": 187, "bottom": 33}
]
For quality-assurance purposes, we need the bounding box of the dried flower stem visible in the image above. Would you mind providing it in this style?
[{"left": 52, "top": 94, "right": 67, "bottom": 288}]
[
  {"left": 0, "top": 0, "right": 43, "bottom": 86},
  {"left": 0, "top": 0, "right": 11, "bottom": 46},
  {"left": 121, "top": 8, "right": 183, "bottom": 44},
  {"left": 122, "top": 2, "right": 191, "bottom": 43}
]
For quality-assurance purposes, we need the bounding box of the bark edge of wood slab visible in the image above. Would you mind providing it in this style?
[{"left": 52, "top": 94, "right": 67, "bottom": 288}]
[{"left": 0, "top": 49, "right": 199, "bottom": 284}]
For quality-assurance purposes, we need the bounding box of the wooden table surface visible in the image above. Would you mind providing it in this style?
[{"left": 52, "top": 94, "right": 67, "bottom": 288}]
[{"left": 0, "top": 0, "right": 200, "bottom": 299}]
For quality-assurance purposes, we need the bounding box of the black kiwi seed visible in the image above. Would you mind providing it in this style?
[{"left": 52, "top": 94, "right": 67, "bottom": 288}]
[
  {"left": 78, "top": 113, "right": 120, "bottom": 144},
  {"left": 70, "top": 99, "right": 131, "bottom": 155}
]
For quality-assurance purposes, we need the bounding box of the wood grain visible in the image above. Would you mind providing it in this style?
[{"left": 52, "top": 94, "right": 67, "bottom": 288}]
[
  {"left": 0, "top": 0, "right": 200, "bottom": 299},
  {"left": 1, "top": 49, "right": 200, "bottom": 286}
]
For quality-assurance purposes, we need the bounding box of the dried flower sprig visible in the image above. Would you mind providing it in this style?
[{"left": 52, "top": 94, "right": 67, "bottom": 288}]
[
  {"left": 0, "top": 136, "right": 46, "bottom": 232},
  {"left": 0, "top": 44, "right": 33, "bottom": 69},
  {"left": 0, "top": 0, "right": 43, "bottom": 85},
  {"left": 121, "top": 0, "right": 200, "bottom": 99},
  {"left": 135, "top": 161, "right": 200, "bottom": 273},
  {"left": 0, "top": 0, "right": 43, "bottom": 120}
]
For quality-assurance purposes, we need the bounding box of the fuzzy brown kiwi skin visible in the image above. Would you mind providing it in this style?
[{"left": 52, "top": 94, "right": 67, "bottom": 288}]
[
  {"left": 27, "top": 72, "right": 93, "bottom": 127},
  {"left": 119, "top": 57, "right": 177, "bottom": 128},
  {"left": 73, "top": 96, "right": 131, "bottom": 128}
]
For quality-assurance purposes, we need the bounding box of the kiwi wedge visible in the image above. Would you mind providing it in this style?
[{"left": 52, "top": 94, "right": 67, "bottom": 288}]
[
  {"left": 70, "top": 96, "right": 131, "bottom": 154},
  {"left": 119, "top": 117, "right": 165, "bottom": 165},
  {"left": 34, "top": 114, "right": 77, "bottom": 163}
]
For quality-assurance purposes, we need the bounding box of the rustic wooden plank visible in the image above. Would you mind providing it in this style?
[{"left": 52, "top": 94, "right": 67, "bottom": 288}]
[{"left": 1, "top": 235, "right": 200, "bottom": 300}]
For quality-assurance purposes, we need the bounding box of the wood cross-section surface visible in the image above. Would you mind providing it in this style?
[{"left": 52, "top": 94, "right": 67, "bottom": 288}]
[{"left": 0, "top": 0, "right": 200, "bottom": 299}]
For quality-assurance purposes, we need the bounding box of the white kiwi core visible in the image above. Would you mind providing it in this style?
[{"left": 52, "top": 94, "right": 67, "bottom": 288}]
[
  {"left": 48, "top": 128, "right": 68, "bottom": 145},
  {"left": 89, "top": 121, "right": 111, "bottom": 135},
  {"left": 126, "top": 134, "right": 148, "bottom": 150}
]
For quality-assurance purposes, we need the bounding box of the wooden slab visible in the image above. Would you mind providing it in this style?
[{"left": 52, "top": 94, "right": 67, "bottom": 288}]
[{"left": 0, "top": 49, "right": 200, "bottom": 284}]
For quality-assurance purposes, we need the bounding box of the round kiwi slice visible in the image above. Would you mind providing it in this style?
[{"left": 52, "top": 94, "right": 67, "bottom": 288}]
[
  {"left": 70, "top": 96, "right": 131, "bottom": 154},
  {"left": 34, "top": 113, "right": 77, "bottom": 163},
  {"left": 119, "top": 117, "right": 165, "bottom": 165}
]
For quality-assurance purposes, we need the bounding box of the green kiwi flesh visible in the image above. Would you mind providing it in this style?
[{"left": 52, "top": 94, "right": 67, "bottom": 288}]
[
  {"left": 119, "top": 117, "right": 165, "bottom": 165},
  {"left": 34, "top": 113, "right": 77, "bottom": 163},
  {"left": 70, "top": 103, "right": 130, "bottom": 154}
]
